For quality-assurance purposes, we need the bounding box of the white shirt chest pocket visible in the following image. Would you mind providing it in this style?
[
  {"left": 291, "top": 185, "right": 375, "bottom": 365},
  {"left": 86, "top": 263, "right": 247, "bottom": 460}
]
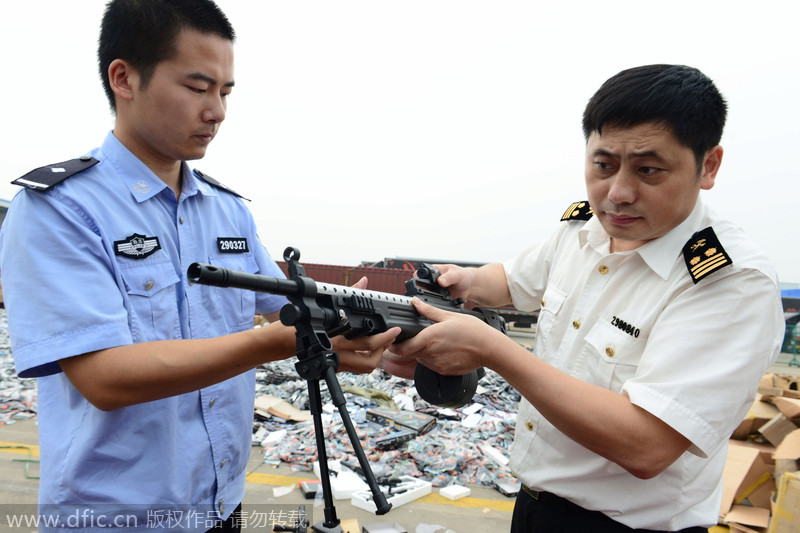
[
  {"left": 537, "top": 285, "right": 566, "bottom": 353},
  {"left": 584, "top": 319, "right": 644, "bottom": 392}
]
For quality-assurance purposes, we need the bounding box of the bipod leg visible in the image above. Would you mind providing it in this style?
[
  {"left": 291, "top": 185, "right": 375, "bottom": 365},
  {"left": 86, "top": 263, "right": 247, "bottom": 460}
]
[
  {"left": 323, "top": 366, "right": 392, "bottom": 515},
  {"left": 307, "top": 378, "right": 343, "bottom": 533}
]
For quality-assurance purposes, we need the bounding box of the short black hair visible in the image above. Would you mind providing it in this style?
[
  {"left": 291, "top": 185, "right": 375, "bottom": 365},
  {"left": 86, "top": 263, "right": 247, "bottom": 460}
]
[
  {"left": 582, "top": 64, "right": 727, "bottom": 169},
  {"left": 98, "top": 0, "right": 235, "bottom": 113}
]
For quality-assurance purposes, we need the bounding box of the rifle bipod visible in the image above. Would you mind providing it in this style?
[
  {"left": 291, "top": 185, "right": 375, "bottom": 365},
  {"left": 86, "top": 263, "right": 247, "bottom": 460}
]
[{"left": 279, "top": 247, "right": 391, "bottom": 532}]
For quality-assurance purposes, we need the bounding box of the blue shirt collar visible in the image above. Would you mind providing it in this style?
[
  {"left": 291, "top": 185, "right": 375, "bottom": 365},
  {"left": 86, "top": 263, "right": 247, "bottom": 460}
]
[{"left": 100, "top": 131, "right": 217, "bottom": 202}]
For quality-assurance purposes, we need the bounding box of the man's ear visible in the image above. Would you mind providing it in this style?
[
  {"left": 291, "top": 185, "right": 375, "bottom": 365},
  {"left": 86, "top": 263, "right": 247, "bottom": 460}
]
[
  {"left": 700, "top": 145, "right": 723, "bottom": 191},
  {"left": 108, "top": 59, "right": 137, "bottom": 103}
]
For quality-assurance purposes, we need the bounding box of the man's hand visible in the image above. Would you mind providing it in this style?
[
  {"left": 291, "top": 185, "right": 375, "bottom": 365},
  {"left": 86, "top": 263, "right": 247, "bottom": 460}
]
[
  {"left": 429, "top": 264, "right": 473, "bottom": 301},
  {"left": 384, "top": 297, "right": 507, "bottom": 376},
  {"left": 431, "top": 263, "right": 512, "bottom": 308},
  {"left": 333, "top": 328, "right": 401, "bottom": 374},
  {"left": 378, "top": 349, "right": 417, "bottom": 380},
  {"left": 332, "top": 275, "right": 401, "bottom": 374}
]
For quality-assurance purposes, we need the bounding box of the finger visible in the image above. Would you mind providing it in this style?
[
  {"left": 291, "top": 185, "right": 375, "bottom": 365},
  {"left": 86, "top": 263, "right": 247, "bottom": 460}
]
[
  {"left": 333, "top": 327, "right": 401, "bottom": 353},
  {"left": 433, "top": 264, "right": 461, "bottom": 286},
  {"left": 386, "top": 328, "right": 428, "bottom": 357},
  {"left": 431, "top": 264, "right": 452, "bottom": 287},
  {"left": 372, "top": 326, "right": 401, "bottom": 347},
  {"left": 411, "top": 297, "right": 450, "bottom": 322},
  {"left": 350, "top": 276, "right": 368, "bottom": 289},
  {"left": 379, "top": 350, "right": 417, "bottom": 379},
  {"left": 338, "top": 348, "right": 382, "bottom": 374}
]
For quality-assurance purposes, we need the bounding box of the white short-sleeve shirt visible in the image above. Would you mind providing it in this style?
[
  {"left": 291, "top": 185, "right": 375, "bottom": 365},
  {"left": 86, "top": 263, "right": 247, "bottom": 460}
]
[{"left": 504, "top": 199, "right": 783, "bottom": 530}]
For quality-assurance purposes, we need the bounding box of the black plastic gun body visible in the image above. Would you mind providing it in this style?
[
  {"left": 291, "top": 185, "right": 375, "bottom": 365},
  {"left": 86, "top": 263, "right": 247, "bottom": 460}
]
[
  {"left": 187, "top": 250, "right": 506, "bottom": 408},
  {"left": 188, "top": 247, "right": 506, "bottom": 527}
]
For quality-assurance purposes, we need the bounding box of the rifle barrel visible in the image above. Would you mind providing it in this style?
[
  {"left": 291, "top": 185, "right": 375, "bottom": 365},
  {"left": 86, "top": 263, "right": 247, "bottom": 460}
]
[{"left": 187, "top": 262, "right": 301, "bottom": 296}]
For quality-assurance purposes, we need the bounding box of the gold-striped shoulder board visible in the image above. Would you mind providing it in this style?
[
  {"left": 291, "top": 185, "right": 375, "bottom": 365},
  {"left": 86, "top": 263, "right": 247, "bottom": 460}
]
[
  {"left": 682, "top": 227, "right": 732, "bottom": 284},
  {"left": 560, "top": 201, "right": 594, "bottom": 221}
]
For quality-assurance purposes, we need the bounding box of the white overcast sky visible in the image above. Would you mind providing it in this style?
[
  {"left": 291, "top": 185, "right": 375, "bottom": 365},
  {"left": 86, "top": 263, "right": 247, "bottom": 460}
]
[{"left": 1, "top": 1, "right": 798, "bottom": 284}]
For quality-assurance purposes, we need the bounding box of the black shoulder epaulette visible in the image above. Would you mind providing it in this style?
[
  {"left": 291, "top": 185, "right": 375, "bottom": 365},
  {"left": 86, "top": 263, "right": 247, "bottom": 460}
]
[
  {"left": 682, "top": 227, "right": 732, "bottom": 284},
  {"left": 12, "top": 156, "right": 99, "bottom": 191},
  {"left": 193, "top": 169, "right": 249, "bottom": 201},
  {"left": 560, "top": 201, "right": 593, "bottom": 221}
]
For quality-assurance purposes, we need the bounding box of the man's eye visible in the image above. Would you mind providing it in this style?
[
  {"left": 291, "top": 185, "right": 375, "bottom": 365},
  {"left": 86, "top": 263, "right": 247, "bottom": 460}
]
[
  {"left": 188, "top": 86, "right": 206, "bottom": 94},
  {"left": 640, "top": 166, "right": 660, "bottom": 176}
]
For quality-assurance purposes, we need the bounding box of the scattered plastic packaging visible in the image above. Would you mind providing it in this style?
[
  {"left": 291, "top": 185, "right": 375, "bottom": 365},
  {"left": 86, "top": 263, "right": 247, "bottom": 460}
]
[
  {"left": 439, "top": 484, "right": 470, "bottom": 501},
  {"left": 255, "top": 357, "right": 520, "bottom": 488},
  {"left": 272, "top": 485, "right": 295, "bottom": 498},
  {"left": 0, "top": 310, "right": 37, "bottom": 426}
]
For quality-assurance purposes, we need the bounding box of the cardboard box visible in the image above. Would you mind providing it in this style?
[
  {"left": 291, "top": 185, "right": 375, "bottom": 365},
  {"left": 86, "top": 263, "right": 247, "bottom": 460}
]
[
  {"left": 759, "top": 374, "right": 785, "bottom": 399},
  {"left": 772, "top": 397, "right": 800, "bottom": 420},
  {"left": 767, "top": 471, "right": 800, "bottom": 533},
  {"left": 726, "top": 504, "right": 770, "bottom": 532},
  {"left": 758, "top": 414, "right": 798, "bottom": 447},
  {"left": 773, "top": 376, "right": 800, "bottom": 397},
  {"left": 773, "top": 429, "right": 800, "bottom": 479},
  {"left": 721, "top": 440, "right": 776, "bottom": 519},
  {"left": 254, "top": 394, "right": 311, "bottom": 422},
  {"left": 775, "top": 430, "right": 800, "bottom": 459},
  {"left": 730, "top": 523, "right": 768, "bottom": 533},
  {"left": 762, "top": 375, "right": 800, "bottom": 400},
  {"left": 723, "top": 375, "right": 800, "bottom": 530},
  {"left": 733, "top": 398, "right": 780, "bottom": 440}
]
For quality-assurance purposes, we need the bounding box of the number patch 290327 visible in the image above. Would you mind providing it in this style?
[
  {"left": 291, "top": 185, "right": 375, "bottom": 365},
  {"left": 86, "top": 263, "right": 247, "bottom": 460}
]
[{"left": 217, "top": 237, "right": 249, "bottom": 253}]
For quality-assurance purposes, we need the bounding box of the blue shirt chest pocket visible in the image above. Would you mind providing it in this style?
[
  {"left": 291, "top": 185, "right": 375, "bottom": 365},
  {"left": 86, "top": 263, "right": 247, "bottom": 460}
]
[
  {"left": 208, "top": 254, "right": 259, "bottom": 333},
  {"left": 119, "top": 260, "right": 181, "bottom": 342}
]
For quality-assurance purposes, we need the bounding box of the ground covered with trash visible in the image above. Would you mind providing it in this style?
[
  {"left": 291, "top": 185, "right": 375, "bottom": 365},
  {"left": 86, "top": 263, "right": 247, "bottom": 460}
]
[
  {"left": 0, "top": 309, "right": 37, "bottom": 425},
  {"left": 0, "top": 308, "right": 522, "bottom": 489},
  {"left": 253, "top": 357, "right": 520, "bottom": 488}
]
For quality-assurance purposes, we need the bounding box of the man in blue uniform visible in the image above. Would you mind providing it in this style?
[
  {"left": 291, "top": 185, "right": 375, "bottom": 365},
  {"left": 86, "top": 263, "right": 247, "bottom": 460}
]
[{"left": 0, "top": 1, "right": 399, "bottom": 531}]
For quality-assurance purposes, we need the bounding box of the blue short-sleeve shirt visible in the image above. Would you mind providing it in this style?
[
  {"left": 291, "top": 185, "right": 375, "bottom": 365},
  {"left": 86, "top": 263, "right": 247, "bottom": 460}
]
[{"left": 0, "top": 132, "right": 288, "bottom": 531}]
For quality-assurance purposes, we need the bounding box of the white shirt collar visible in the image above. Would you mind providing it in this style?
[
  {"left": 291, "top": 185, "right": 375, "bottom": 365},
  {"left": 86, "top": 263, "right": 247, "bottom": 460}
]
[{"left": 578, "top": 198, "right": 707, "bottom": 280}]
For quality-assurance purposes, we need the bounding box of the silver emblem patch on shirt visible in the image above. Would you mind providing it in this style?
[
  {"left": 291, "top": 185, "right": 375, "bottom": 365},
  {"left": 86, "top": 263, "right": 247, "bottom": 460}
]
[
  {"left": 133, "top": 180, "right": 151, "bottom": 193},
  {"left": 114, "top": 233, "right": 162, "bottom": 259},
  {"left": 217, "top": 237, "right": 249, "bottom": 253}
]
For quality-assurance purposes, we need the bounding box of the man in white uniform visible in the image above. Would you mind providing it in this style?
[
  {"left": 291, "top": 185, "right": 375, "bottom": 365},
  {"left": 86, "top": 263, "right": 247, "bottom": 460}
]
[{"left": 383, "top": 64, "right": 784, "bottom": 532}]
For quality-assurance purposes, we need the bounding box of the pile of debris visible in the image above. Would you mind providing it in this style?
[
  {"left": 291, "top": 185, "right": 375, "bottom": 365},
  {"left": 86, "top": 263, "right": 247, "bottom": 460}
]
[
  {"left": 252, "top": 357, "right": 521, "bottom": 488},
  {"left": 722, "top": 373, "right": 800, "bottom": 532},
  {"left": 0, "top": 309, "right": 36, "bottom": 426}
]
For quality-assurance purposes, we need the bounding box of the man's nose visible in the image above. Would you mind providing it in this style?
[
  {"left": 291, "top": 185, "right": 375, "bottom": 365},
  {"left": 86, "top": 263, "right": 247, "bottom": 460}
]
[
  {"left": 203, "top": 95, "right": 227, "bottom": 123},
  {"left": 607, "top": 171, "right": 637, "bottom": 204}
]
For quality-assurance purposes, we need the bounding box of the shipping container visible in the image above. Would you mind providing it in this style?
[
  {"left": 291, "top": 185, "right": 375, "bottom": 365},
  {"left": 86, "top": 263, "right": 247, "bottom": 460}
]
[{"left": 276, "top": 262, "right": 409, "bottom": 295}]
